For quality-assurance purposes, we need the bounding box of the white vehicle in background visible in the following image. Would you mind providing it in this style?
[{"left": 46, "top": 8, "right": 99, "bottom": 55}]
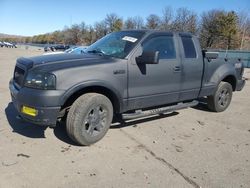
[
  {"left": 43, "top": 46, "right": 88, "bottom": 55},
  {"left": 66, "top": 46, "right": 88, "bottom": 54},
  {"left": 3, "top": 42, "right": 17, "bottom": 48},
  {"left": 42, "top": 51, "right": 65, "bottom": 55}
]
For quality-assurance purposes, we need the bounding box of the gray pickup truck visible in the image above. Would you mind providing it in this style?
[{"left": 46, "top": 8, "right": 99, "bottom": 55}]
[{"left": 9, "top": 30, "right": 245, "bottom": 145}]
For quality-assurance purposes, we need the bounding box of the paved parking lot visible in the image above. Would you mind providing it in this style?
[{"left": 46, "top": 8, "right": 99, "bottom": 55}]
[{"left": 0, "top": 47, "right": 249, "bottom": 188}]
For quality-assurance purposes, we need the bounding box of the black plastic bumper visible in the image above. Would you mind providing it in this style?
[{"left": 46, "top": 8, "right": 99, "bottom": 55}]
[
  {"left": 9, "top": 80, "right": 64, "bottom": 126},
  {"left": 236, "top": 79, "right": 246, "bottom": 91}
]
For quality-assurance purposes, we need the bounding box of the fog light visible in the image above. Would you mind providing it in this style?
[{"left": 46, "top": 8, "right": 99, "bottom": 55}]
[{"left": 21, "top": 106, "right": 38, "bottom": 117}]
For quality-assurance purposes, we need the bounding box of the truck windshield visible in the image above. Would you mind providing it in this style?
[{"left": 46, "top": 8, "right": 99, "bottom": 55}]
[{"left": 86, "top": 31, "right": 145, "bottom": 59}]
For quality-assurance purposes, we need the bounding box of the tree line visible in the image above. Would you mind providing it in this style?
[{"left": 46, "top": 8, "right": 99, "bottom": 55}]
[{"left": 2, "top": 7, "right": 250, "bottom": 50}]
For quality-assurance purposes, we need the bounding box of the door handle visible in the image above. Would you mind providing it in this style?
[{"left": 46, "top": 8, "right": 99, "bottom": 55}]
[{"left": 173, "top": 66, "right": 181, "bottom": 72}]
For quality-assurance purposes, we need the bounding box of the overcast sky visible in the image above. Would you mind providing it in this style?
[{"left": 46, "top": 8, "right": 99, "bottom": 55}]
[{"left": 0, "top": 0, "right": 249, "bottom": 36}]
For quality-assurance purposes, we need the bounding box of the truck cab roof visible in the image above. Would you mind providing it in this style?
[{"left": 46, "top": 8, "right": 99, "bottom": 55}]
[{"left": 122, "top": 29, "right": 194, "bottom": 37}]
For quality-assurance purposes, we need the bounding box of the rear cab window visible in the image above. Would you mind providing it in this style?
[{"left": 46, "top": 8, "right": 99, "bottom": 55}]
[{"left": 181, "top": 36, "right": 197, "bottom": 58}]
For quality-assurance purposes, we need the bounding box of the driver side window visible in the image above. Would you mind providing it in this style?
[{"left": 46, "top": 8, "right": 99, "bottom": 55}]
[{"left": 142, "top": 36, "right": 176, "bottom": 59}]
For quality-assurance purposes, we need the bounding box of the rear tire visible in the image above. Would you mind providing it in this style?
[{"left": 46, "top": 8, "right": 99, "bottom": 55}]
[
  {"left": 207, "top": 81, "right": 233, "bottom": 112},
  {"left": 66, "top": 93, "right": 113, "bottom": 146}
]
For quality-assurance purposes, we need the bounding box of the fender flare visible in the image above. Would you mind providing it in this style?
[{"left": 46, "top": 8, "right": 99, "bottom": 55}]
[
  {"left": 59, "top": 80, "right": 124, "bottom": 112},
  {"left": 209, "top": 63, "right": 237, "bottom": 93},
  {"left": 209, "top": 64, "right": 237, "bottom": 93}
]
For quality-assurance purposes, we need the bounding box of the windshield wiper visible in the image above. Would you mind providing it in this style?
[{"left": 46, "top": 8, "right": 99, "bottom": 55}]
[{"left": 87, "top": 49, "right": 105, "bottom": 56}]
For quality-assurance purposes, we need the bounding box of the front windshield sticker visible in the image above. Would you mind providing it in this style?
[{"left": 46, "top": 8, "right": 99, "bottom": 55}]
[{"left": 122, "top": 36, "right": 138, "bottom": 43}]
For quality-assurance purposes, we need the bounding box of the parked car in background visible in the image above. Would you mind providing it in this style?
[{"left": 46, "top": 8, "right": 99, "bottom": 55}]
[
  {"left": 2, "top": 42, "right": 17, "bottom": 48},
  {"left": 64, "top": 46, "right": 78, "bottom": 53},
  {"left": 44, "top": 44, "right": 70, "bottom": 52},
  {"left": 43, "top": 45, "right": 50, "bottom": 52},
  {"left": 12, "top": 43, "right": 17, "bottom": 48},
  {"left": 65, "top": 46, "right": 88, "bottom": 54},
  {"left": 0, "top": 42, "right": 4, "bottom": 47},
  {"left": 3, "top": 42, "right": 12, "bottom": 48}
]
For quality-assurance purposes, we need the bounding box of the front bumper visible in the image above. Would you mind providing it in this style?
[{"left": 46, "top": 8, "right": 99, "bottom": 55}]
[
  {"left": 9, "top": 79, "right": 64, "bottom": 126},
  {"left": 236, "top": 79, "right": 246, "bottom": 91}
]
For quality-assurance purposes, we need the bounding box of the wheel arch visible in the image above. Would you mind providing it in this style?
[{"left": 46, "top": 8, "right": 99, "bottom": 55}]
[
  {"left": 209, "top": 63, "right": 237, "bottom": 92},
  {"left": 60, "top": 82, "right": 123, "bottom": 114},
  {"left": 221, "top": 75, "right": 236, "bottom": 91}
]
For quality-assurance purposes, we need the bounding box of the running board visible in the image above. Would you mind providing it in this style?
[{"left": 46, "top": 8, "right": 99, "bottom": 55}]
[{"left": 122, "top": 100, "right": 199, "bottom": 120}]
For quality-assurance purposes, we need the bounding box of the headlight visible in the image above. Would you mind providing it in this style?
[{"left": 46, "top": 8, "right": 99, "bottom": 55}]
[{"left": 24, "top": 71, "right": 56, "bottom": 90}]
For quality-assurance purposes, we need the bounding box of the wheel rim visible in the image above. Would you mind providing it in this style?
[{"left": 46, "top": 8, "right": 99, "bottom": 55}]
[
  {"left": 218, "top": 88, "right": 230, "bottom": 107},
  {"left": 83, "top": 105, "right": 107, "bottom": 137}
]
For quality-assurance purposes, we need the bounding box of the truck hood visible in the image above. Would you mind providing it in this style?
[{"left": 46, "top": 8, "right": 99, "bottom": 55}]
[{"left": 17, "top": 53, "right": 116, "bottom": 70}]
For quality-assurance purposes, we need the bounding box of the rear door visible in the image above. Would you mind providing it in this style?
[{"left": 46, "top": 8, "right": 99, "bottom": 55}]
[
  {"left": 178, "top": 34, "right": 203, "bottom": 101},
  {"left": 127, "top": 33, "right": 182, "bottom": 110}
]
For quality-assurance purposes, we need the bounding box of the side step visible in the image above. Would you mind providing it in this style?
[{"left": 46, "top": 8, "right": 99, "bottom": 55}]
[{"left": 122, "top": 100, "right": 199, "bottom": 120}]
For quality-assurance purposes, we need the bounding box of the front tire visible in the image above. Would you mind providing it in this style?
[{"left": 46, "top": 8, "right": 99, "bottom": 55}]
[
  {"left": 66, "top": 93, "right": 113, "bottom": 146},
  {"left": 207, "top": 81, "right": 233, "bottom": 112}
]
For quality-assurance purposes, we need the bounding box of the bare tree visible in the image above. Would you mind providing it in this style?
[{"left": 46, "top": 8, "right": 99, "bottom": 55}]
[
  {"left": 78, "top": 22, "right": 88, "bottom": 44},
  {"left": 51, "top": 30, "right": 64, "bottom": 44},
  {"left": 64, "top": 24, "right": 81, "bottom": 44},
  {"left": 172, "top": 8, "right": 198, "bottom": 34},
  {"left": 94, "top": 20, "right": 108, "bottom": 39},
  {"left": 84, "top": 26, "right": 96, "bottom": 45},
  {"left": 124, "top": 17, "right": 136, "bottom": 29},
  {"left": 124, "top": 16, "right": 144, "bottom": 29},
  {"left": 237, "top": 10, "right": 250, "bottom": 49},
  {"left": 161, "top": 6, "right": 173, "bottom": 30},
  {"left": 105, "top": 13, "right": 123, "bottom": 32},
  {"left": 146, "top": 14, "right": 161, "bottom": 29},
  {"left": 133, "top": 16, "right": 144, "bottom": 29}
]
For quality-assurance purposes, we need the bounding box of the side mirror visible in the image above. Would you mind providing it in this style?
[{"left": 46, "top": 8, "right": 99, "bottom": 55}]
[
  {"left": 205, "top": 52, "right": 219, "bottom": 60},
  {"left": 136, "top": 51, "right": 159, "bottom": 64}
]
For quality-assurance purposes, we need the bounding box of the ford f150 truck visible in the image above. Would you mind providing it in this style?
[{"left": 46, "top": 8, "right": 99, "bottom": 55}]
[{"left": 9, "top": 30, "right": 245, "bottom": 145}]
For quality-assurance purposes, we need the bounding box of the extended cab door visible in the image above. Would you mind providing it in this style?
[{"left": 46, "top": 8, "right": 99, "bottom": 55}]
[
  {"left": 178, "top": 34, "right": 203, "bottom": 101},
  {"left": 127, "top": 33, "right": 182, "bottom": 110}
]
